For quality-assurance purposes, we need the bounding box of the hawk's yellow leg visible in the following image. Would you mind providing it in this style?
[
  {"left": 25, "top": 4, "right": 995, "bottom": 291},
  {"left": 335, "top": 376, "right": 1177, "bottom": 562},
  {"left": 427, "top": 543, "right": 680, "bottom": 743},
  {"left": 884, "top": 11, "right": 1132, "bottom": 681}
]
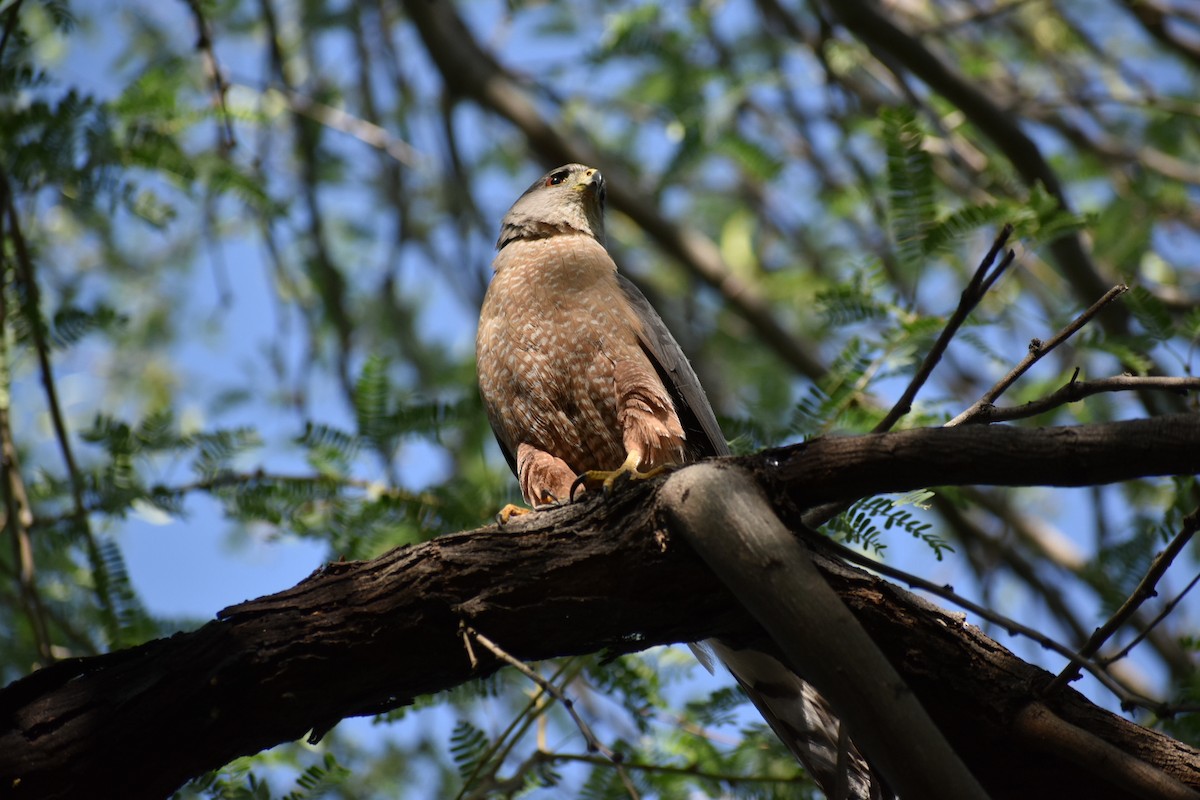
[{"left": 569, "top": 449, "right": 674, "bottom": 501}]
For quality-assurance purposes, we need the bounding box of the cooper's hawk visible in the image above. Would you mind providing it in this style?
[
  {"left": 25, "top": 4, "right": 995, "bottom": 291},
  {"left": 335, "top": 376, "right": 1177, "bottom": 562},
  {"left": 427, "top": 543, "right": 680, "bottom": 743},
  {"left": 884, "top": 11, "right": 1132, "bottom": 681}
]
[{"left": 476, "top": 163, "right": 882, "bottom": 800}]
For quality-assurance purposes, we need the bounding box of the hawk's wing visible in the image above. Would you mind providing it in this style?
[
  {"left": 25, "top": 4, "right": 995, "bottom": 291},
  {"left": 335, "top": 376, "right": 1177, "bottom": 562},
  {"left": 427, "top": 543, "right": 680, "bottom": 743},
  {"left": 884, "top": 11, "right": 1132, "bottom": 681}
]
[
  {"left": 616, "top": 273, "right": 730, "bottom": 460},
  {"left": 709, "top": 641, "right": 887, "bottom": 800},
  {"left": 617, "top": 275, "right": 885, "bottom": 799}
]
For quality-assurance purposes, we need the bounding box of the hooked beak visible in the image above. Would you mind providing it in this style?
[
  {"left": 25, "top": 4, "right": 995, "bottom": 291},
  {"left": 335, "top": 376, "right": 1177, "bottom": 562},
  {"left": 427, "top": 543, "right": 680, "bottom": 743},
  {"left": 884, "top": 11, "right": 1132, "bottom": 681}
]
[{"left": 574, "top": 167, "right": 606, "bottom": 208}]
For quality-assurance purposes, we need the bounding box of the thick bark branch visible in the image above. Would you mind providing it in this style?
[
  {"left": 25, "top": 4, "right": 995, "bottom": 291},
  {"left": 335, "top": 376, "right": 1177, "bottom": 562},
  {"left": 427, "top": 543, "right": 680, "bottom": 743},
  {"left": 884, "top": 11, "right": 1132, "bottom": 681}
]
[
  {"left": 661, "top": 464, "right": 990, "bottom": 800},
  {"left": 2, "top": 418, "right": 1199, "bottom": 799},
  {"left": 752, "top": 413, "right": 1200, "bottom": 513}
]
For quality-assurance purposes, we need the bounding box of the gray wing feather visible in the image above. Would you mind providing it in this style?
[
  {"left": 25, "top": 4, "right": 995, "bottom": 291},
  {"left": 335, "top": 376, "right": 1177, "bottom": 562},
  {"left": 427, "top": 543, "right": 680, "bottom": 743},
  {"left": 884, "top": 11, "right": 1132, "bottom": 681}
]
[
  {"left": 616, "top": 274, "right": 729, "bottom": 459},
  {"left": 616, "top": 275, "right": 887, "bottom": 797},
  {"left": 711, "top": 642, "right": 885, "bottom": 800}
]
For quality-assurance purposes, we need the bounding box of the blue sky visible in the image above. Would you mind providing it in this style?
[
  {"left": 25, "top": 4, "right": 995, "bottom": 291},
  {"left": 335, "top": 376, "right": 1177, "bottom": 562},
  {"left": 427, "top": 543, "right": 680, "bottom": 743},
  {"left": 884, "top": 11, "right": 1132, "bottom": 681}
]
[
  {"left": 39, "top": 0, "right": 1181, "bottom": 704},
  {"left": 14, "top": 0, "right": 1195, "bottom": 795}
]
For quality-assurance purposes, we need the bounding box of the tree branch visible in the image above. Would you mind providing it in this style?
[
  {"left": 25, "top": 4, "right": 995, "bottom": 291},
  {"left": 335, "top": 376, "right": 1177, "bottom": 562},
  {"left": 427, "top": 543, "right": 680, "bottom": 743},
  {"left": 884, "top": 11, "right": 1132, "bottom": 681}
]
[
  {"left": 399, "top": 0, "right": 826, "bottom": 381},
  {"left": 823, "top": 0, "right": 1119, "bottom": 321},
  {"left": 0, "top": 168, "right": 114, "bottom": 651},
  {"left": 949, "top": 284, "right": 1130, "bottom": 426},
  {"left": 873, "top": 224, "right": 1015, "bottom": 433},
  {"left": 660, "top": 464, "right": 989, "bottom": 799},
  {"left": 1047, "top": 508, "right": 1200, "bottom": 696},
  {"left": 968, "top": 375, "right": 1200, "bottom": 424},
  {"left": 3, "top": 418, "right": 1200, "bottom": 799},
  {"left": 1014, "top": 702, "right": 1199, "bottom": 800},
  {"left": 754, "top": 413, "right": 1200, "bottom": 512}
]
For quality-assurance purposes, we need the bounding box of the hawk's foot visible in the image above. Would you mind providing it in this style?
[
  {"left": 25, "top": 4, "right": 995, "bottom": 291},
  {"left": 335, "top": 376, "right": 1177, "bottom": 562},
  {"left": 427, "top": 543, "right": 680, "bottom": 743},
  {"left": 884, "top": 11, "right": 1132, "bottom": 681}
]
[
  {"left": 496, "top": 504, "right": 531, "bottom": 524},
  {"left": 569, "top": 451, "right": 675, "bottom": 501},
  {"left": 496, "top": 490, "right": 562, "bottom": 524}
]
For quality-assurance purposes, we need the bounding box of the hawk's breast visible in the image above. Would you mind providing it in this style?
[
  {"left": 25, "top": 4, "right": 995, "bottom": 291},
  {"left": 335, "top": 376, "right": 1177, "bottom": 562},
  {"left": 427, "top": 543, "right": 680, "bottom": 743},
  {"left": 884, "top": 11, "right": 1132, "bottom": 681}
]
[{"left": 477, "top": 235, "right": 638, "bottom": 474}]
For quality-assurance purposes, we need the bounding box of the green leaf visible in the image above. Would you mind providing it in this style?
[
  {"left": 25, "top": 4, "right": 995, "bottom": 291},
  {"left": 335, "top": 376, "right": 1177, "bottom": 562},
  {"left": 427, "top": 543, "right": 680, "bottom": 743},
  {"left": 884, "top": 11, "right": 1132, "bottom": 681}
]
[
  {"left": 882, "top": 107, "right": 935, "bottom": 275},
  {"left": 449, "top": 719, "right": 491, "bottom": 781},
  {"left": 1124, "top": 286, "right": 1173, "bottom": 341}
]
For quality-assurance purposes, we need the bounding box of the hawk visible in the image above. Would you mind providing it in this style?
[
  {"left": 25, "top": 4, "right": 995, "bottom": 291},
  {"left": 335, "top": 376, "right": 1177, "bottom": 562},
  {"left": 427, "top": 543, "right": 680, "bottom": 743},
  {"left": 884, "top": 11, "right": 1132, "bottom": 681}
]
[{"left": 476, "top": 163, "right": 882, "bottom": 799}]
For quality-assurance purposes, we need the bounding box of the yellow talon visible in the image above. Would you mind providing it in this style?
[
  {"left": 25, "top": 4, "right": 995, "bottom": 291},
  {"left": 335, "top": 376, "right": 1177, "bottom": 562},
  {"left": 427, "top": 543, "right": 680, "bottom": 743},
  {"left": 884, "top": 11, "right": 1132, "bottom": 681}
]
[
  {"left": 496, "top": 504, "right": 531, "bottom": 524},
  {"left": 496, "top": 489, "right": 565, "bottom": 523},
  {"left": 570, "top": 450, "right": 672, "bottom": 501}
]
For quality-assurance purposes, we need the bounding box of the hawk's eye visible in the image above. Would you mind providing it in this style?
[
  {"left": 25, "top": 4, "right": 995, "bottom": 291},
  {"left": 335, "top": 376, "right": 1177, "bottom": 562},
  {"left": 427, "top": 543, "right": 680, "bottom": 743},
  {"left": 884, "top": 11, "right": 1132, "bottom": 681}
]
[{"left": 546, "top": 170, "right": 570, "bottom": 187}]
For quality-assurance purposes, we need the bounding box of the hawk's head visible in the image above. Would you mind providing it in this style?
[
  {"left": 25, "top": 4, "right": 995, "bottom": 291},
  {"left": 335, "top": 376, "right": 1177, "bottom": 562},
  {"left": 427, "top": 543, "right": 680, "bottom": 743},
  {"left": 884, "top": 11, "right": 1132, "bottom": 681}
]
[{"left": 497, "top": 163, "right": 607, "bottom": 250}]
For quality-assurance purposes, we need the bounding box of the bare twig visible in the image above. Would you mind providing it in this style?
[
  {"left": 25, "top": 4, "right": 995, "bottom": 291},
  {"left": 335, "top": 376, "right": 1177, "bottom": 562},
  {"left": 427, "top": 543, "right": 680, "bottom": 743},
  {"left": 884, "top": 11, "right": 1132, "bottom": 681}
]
[
  {"left": 182, "top": 0, "right": 236, "bottom": 153},
  {"left": 803, "top": 228, "right": 1015, "bottom": 528},
  {"left": 948, "top": 284, "right": 1129, "bottom": 426},
  {"left": 0, "top": 168, "right": 116, "bottom": 646},
  {"left": 1045, "top": 508, "right": 1199, "bottom": 696},
  {"left": 462, "top": 625, "right": 640, "bottom": 799},
  {"left": 542, "top": 750, "right": 808, "bottom": 786},
  {"left": 970, "top": 374, "right": 1200, "bottom": 423},
  {"left": 265, "top": 86, "right": 422, "bottom": 167},
  {"left": 810, "top": 533, "right": 1178, "bottom": 715},
  {"left": 1100, "top": 568, "right": 1200, "bottom": 673},
  {"left": 873, "top": 224, "right": 1016, "bottom": 433},
  {"left": 453, "top": 656, "right": 582, "bottom": 800}
]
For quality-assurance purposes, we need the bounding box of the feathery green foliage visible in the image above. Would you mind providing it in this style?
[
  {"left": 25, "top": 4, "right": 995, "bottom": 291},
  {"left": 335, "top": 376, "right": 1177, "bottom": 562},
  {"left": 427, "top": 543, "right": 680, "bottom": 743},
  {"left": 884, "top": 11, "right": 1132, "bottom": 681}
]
[{"left": 2, "top": 0, "right": 1197, "bottom": 796}]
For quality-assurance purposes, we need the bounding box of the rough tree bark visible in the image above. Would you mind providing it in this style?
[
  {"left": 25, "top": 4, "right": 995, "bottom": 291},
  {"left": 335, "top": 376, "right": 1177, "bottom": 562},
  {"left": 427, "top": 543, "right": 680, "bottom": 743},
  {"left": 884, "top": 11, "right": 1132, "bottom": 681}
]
[{"left": 2, "top": 417, "right": 1199, "bottom": 799}]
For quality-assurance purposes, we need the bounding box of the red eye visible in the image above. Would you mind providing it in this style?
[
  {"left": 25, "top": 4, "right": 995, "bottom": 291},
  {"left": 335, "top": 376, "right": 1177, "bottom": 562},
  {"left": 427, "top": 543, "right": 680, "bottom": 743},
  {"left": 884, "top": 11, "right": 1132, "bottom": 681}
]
[{"left": 546, "top": 170, "right": 569, "bottom": 186}]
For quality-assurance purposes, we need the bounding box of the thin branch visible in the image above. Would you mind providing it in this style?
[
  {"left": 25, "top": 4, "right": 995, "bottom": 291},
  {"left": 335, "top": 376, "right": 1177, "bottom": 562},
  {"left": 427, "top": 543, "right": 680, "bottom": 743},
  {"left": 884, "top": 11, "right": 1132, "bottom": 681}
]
[
  {"left": 872, "top": 224, "right": 1015, "bottom": 433},
  {"left": 825, "top": 0, "right": 1121, "bottom": 326},
  {"left": 455, "top": 658, "right": 582, "bottom": 800},
  {"left": 463, "top": 625, "right": 610, "bottom": 757},
  {"left": 804, "top": 228, "right": 1015, "bottom": 527},
  {"left": 0, "top": 0, "right": 24, "bottom": 66},
  {"left": 1100, "top": 569, "right": 1200, "bottom": 673},
  {"left": 462, "top": 625, "right": 640, "bottom": 799},
  {"left": 948, "top": 284, "right": 1130, "bottom": 426},
  {"left": 0, "top": 168, "right": 116, "bottom": 646},
  {"left": 931, "top": 492, "right": 1090, "bottom": 644},
  {"left": 1028, "top": 104, "right": 1200, "bottom": 187},
  {"left": 182, "top": 0, "right": 236, "bottom": 153},
  {"left": 970, "top": 374, "right": 1200, "bottom": 423},
  {"left": 258, "top": 0, "right": 355, "bottom": 402},
  {"left": 264, "top": 86, "right": 422, "bottom": 167},
  {"left": 0, "top": 407, "right": 52, "bottom": 664},
  {"left": 1123, "top": 0, "right": 1200, "bottom": 72},
  {"left": 1045, "top": 508, "right": 1200, "bottom": 696},
  {"left": 30, "top": 470, "right": 442, "bottom": 531},
  {"left": 0, "top": 326, "right": 52, "bottom": 662},
  {"left": 543, "top": 750, "right": 809, "bottom": 785},
  {"left": 809, "top": 531, "right": 1178, "bottom": 716},
  {"left": 963, "top": 485, "right": 1196, "bottom": 679},
  {"left": 0, "top": 179, "right": 53, "bottom": 664}
]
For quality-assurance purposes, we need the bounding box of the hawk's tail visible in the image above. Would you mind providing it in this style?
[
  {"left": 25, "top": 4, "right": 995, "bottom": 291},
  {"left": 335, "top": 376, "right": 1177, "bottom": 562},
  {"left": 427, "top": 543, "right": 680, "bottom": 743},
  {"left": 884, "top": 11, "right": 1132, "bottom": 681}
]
[{"left": 696, "top": 640, "right": 890, "bottom": 800}]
